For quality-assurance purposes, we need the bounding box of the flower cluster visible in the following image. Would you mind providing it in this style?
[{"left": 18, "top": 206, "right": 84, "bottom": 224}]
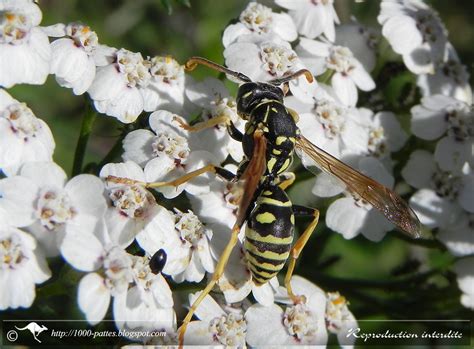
[{"left": 1, "top": 0, "right": 473, "bottom": 346}]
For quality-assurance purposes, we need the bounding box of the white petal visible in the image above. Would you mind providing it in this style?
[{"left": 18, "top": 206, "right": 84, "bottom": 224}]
[
  {"left": 78, "top": 273, "right": 111, "bottom": 325},
  {"left": 20, "top": 161, "right": 67, "bottom": 188},
  {"left": 326, "top": 198, "right": 366, "bottom": 239},
  {"left": 122, "top": 129, "right": 155, "bottom": 166},
  {"left": 0, "top": 176, "right": 37, "bottom": 227},
  {"left": 332, "top": 73, "right": 358, "bottom": 107},
  {"left": 401, "top": 150, "right": 435, "bottom": 189},
  {"left": 459, "top": 175, "right": 474, "bottom": 213},
  {"left": 351, "top": 65, "right": 375, "bottom": 91},
  {"left": 382, "top": 16, "right": 422, "bottom": 54},
  {"left": 88, "top": 64, "right": 126, "bottom": 100},
  {"left": 222, "top": 23, "right": 248, "bottom": 48},
  {"left": 100, "top": 161, "right": 145, "bottom": 183},
  {"left": 245, "top": 304, "right": 289, "bottom": 346},
  {"left": 189, "top": 292, "right": 225, "bottom": 322},
  {"left": 410, "top": 105, "right": 446, "bottom": 140},
  {"left": 434, "top": 136, "right": 470, "bottom": 173},
  {"left": 60, "top": 231, "right": 103, "bottom": 271},
  {"left": 409, "top": 189, "right": 463, "bottom": 229},
  {"left": 66, "top": 174, "right": 106, "bottom": 216},
  {"left": 252, "top": 282, "right": 274, "bottom": 306},
  {"left": 272, "top": 13, "right": 298, "bottom": 42}
]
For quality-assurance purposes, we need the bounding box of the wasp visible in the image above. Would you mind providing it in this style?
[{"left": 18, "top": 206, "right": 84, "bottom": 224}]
[{"left": 107, "top": 57, "right": 422, "bottom": 346}]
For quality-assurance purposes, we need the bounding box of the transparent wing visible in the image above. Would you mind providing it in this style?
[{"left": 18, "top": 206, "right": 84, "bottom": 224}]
[{"left": 296, "top": 135, "right": 422, "bottom": 238}]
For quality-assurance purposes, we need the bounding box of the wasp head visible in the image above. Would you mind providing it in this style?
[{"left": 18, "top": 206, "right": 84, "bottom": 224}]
[{"left": 236, "top": 82, "right": 284, "bottom": 119}]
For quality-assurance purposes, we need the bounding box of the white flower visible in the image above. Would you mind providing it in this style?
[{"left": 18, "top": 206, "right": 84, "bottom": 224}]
[
  {"left": 0, "top": 89, "right": 54, "bottom": 175},
  {"left": 224, "top": 36, "right": 316, "bottom": 100},
  {"left": 326, "top": 291, "right": 358, "bottom": 346},
  {"left": 137, "top": 208, "right": 215, "bottom": 283},
  {"left": 378, "top": 0, "right": 448, "bottom": 74},
  {"left": 246, "top": 275, "right": 328, "bottom": 346},
  {"left": 100, "top": 161, "right": 167, "bottom": 247},
  {"left": 453, "top": 256, "right": 474, "bottom": 310},
  {"left": 184, "top": 293, "right": 247, "bottom": 347},
  {"left": 411, "top": 94, "right": 473, "bottom": 172},
  {"left": 114, "top": 255, "right": 175, "bottom": 335},
  {"left": 49, "top": 22, "right": 99, "bottom": 95},
  {"left": 185, "top": 77, "right": 244, "bottom": 163},
  {"left": 275, "top": 0, "right": 339, "bottom": 41},
  {"left": 357, "top": 108, "right": 408, "bottom": 166},
  {"left": 0, "top": 225, "right": 51, "bottom": 310},
  {"left": 87, "top": 48, "right": 151, "bottom": 123},
  {"left": 335, "top": 20, "right": 379, "bottom": 73},
  {"left": 0, "top": 0, "right": 51, "bottom": 87},
  {"left": 417, "top": 44, "right": 472, "bottom": 105},
  {"left": 225, "top": 36, "right": 301, "bottom": 81},
  {"left": 0, "top": 161, "right": 106, "bottom": 257},
  {"left": 296, "top": 38, "right": 375, "bottom": 106},
  {"left": 189, "top": 171, "right": 240, "bottom": 228},
  {"left": 77, "top": 245, "right": 134, "bottom": 325},
  {"left": 222, "top": 2, "right": 297, "bottom": 47},
  {"left": 326, "top": 157, "right": 395, "bottom": 241},
  {"left": 401, "top": 150, "right": 472, "bottom": 229},
  {"left": 141, "top": 55, "right": 186, "bottom": 113},
  {"left": 123, "top": 110, "right": 216, "bottom": 199}
]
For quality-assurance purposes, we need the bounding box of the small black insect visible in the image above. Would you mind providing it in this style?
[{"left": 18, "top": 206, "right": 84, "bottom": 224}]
[{"left": 149, "top": 249, "right": 167, "bottom": 274}]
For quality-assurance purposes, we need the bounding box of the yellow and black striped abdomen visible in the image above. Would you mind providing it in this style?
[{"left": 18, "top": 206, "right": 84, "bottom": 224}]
[{"left": 244, "top": 185, "right": 294, "bottom": 285}]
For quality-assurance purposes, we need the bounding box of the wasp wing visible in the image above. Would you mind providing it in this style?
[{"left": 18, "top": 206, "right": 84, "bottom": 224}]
[
  {"left": 296, "top": 135, "right": 422, "bottom": 238},
  {"left": 236, "top": 129, "right": 267, "bottom": 227}
]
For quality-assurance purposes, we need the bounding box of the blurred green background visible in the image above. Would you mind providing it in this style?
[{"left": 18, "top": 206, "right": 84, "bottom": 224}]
[{"left": 5, "top": 0, "right": 473, "bottom": 347}]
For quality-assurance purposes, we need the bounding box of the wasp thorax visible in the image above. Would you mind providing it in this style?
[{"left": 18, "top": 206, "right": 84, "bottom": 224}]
[
  {"left": 236, "top": 82, "right": 284, "bottom": 117},
  {"left": 208, "top": 313, "right": 247, "bottom": 347},
  {"left": 283, "top": 303, "right": 318, "bottom": 340}
]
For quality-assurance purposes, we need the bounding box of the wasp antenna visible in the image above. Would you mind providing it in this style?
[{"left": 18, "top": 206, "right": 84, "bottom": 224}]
[
  {"left": 269, "top": 69, "right": 314, "bottom": 86},
  {"left": 185, "top": 56, "right": 252, "bottom": 83}
]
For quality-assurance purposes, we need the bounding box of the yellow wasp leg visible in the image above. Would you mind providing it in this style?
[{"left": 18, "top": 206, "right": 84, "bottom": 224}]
[
  {"left": 174, "top": 115, "right": 230, "bottom": 132},
  {"left": 178, "top": 222, "right": 241, "bottom": 346},
  {"left": 106, "top": 164, "right": 218, "bottom": 189},
  {"left": 284, "top": 207, "right": 320, "bottom": 303}
]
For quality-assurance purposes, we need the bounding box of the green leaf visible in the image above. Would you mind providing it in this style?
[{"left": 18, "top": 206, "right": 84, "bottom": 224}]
[
  {"left": 177, "top": 0, "right": 191, "bottom": 8},
  {"left": 161, "top": 0, "right": 173, "bottom": 15}
]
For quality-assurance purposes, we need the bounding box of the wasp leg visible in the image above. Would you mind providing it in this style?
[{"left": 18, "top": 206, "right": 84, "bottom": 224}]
[
  {"left": 174, "top": 115, "right": 231, "bottom": 132},
  {"left": 284, "top": 205, "right": 320, "bottom": 304},
  {"left": 107, "top": 165, "right": 235, "bottom": 189},
  {"left": 178, "top": 222, "right": 242, "bottom": 346},
  {"left": 146, "top": 164, "right": 236, "bottom": 188},
  {"left": 227, "top": 121, "right": 243, "bottom": 142}
]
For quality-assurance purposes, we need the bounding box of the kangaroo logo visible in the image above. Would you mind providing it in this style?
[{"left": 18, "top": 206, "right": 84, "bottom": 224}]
[{"left": 15, "top": 322, "right": 48, "bottom": 343}]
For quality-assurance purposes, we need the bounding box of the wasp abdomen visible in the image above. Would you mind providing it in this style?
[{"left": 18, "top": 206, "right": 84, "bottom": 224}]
[{"left": 244, "top": 186, "right": 294, "bottom": 285}]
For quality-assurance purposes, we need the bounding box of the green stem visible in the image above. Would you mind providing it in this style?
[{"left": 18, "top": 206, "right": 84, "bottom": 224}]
[
  {"left": 72, "top": 100, "right": 97, "bottom": 176},
  {"left": 97, "top": 133, "right": 126, "bottom": 169},
  {"left": 316, "top": 69, "right": 334, "bottom": 85}
]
